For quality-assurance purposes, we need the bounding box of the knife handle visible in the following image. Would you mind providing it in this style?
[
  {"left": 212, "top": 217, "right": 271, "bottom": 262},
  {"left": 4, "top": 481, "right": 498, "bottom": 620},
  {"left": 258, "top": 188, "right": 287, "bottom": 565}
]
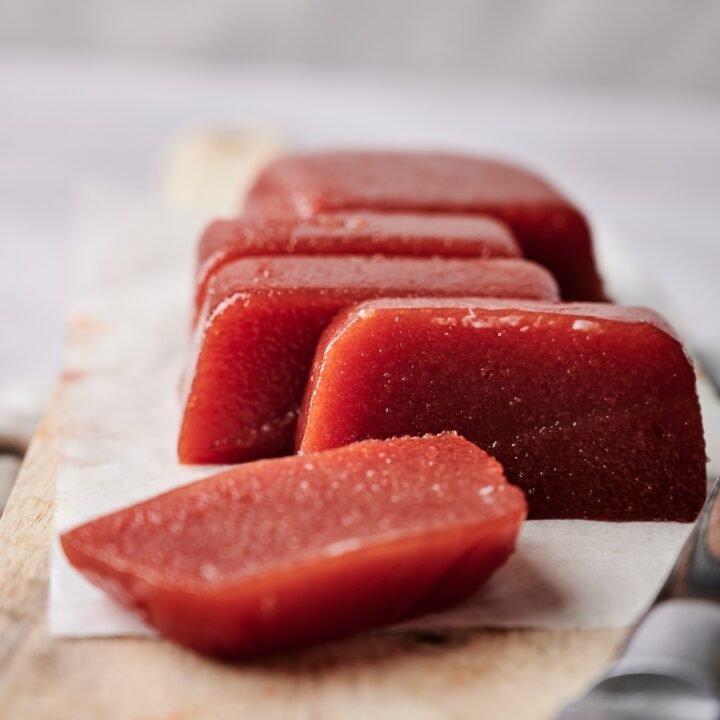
[
  {"left": 558, "top": 482, "right": 720, "bottom": 719},
  {"left": 657, "top": 477, "right": 720, "bottom": 603},
  {"left": 606, "top": 478, "right": 720, "bottom": 697},
  {"left": 608, "top": 598, "right": 720, "bottom": 697}
]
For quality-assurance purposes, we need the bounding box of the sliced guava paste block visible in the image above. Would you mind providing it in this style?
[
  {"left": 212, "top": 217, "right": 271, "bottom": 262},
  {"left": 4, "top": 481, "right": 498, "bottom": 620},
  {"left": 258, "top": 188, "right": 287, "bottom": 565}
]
[
  {"left": 194, "top": 212, "right": 520, "bottom": 322},
  {"left": 297, "top": 298, "right": 706, "bottom": 521},
  {"left": 62, "top": 434, "right": 526, "bottom": 657},
  {"left": 179, "top": 255, "right": 558, "bottom": 464},
  {"left": 244, "top": 151, "right": 605, "bottom": 301}
]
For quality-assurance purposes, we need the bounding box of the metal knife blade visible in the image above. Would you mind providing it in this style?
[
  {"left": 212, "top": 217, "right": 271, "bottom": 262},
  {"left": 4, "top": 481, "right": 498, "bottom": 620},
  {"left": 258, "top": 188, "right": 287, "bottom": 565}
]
[{"left": 558, "top": 478, "right": 720, "bottom": 720}]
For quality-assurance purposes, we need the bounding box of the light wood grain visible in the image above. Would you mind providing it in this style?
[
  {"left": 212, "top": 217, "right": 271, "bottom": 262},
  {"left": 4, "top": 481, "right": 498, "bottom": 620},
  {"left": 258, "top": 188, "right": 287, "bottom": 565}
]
[{"left": 0, "top": 403, "right": 625, "bottom": 720}]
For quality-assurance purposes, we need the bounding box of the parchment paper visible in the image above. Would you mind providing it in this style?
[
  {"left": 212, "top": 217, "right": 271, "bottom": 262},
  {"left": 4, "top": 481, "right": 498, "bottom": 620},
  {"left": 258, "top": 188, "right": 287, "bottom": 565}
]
[{"left": 49, "top": 184, "right": 720, "bottom": 637}]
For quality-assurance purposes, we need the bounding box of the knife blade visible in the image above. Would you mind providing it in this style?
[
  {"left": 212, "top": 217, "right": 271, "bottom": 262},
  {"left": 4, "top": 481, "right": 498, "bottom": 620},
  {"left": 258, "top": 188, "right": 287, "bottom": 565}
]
[{"left": 558, "top": 477, "right": 720, "bottom": 720}]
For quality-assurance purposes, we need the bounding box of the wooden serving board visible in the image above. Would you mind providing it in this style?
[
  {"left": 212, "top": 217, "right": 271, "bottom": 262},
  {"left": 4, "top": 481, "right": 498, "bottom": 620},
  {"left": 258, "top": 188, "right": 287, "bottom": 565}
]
[
  {"left": 0, "top": 132, "right": 628, "bottom": 719},
  {"left": 0, "top": 403, "right": 623, "bottom": 720}
]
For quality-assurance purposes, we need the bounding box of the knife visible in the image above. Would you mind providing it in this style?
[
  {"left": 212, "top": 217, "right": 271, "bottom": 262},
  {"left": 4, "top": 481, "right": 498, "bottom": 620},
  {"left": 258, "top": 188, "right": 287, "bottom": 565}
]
[{"left": 558, "top": 477, "right": 720, "bottom": 720}]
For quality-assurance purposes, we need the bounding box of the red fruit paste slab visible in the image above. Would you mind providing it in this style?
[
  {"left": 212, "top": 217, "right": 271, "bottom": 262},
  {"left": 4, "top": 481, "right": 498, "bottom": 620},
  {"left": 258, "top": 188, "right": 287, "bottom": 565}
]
[
  {"left": 179, "top": 255, "right": 559, "bottom": 464},
  {"left": 195, "top": 212, "right": 520, "bottom": 322},
  {"left": 297, "top": 298, "right": 706, "bottom": 521},
  {"left": 62, "top": 434, "right": 527, "bottom": 658},
  {"left": 244, "top": 151, "right": 605, "bottom": 301}
]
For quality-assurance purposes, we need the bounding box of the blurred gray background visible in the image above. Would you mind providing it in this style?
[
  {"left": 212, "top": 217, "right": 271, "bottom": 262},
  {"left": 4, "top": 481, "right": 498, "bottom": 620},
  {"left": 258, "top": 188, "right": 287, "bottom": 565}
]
[
  {"left": 2, "top": 0, "right": 720, "bottom": 96},
  {"left": 0, "top": 0, "right": 719, "bottom": 462}
]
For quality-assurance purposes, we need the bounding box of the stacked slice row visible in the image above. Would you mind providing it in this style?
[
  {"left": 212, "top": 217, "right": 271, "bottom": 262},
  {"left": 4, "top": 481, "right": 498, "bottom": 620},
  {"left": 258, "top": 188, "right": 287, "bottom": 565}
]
[
  {"left": 62, "top": 149, "right": 707, "bottom": 658},
  {"left": 180, "top": 149, "right": 705, "bottom": 522}
]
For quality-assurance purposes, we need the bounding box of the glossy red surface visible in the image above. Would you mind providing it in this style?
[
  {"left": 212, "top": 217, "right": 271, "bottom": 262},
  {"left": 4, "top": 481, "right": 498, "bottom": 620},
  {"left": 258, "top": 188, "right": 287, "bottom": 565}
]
[
  {"left": 62, "top": 434, "right": 526, "bottom": 658},
  {"left": 245, "top": 151, "right": 605, "bottom": 301},
  {"left": 179, "top": 256, "right": 559, "bottom": 464},
  {"left": 298, "top": 299, "right": 707, "bottom": 521},
  {"left": 194, "top": 212, "right": 520, "bottom": 322}
]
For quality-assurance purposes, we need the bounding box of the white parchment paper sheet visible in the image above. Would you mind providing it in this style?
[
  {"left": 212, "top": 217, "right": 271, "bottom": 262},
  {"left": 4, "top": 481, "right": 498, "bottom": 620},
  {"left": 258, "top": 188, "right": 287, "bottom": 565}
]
[{"left": 49, "top": 185, "right": 720, "bottom": 637}]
